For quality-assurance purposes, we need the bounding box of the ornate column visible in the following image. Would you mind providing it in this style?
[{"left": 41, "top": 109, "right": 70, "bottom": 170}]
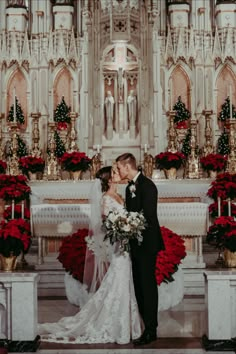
[
  {"left": 9, "top": 122, "right": 20, "bottom": 176},
  {"left": 167, "top": 111, "right": 177, "bottom": 153},
  {"left": 202, "top": 110, "right": 214, "bottom": 156},
  {"left": 69, "top": 112, "right": 78, "bottom": 152},
  {"left": 31, "top": 113, "right": 41, "bottom": 157},
  {"left": 43, "top": 123, "right": 60, "bottom": 180}
]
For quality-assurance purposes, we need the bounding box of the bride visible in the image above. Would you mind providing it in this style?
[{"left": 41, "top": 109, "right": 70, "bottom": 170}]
[{"left": 38, "top": 166, "right": 142, "bottom": 344}]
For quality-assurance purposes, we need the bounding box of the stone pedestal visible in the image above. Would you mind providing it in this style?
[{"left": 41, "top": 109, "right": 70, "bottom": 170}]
[
  {"left": 0, "top": 273, "right": 40, "bottom": 341},
  {"left": 204, "top": 271, "right": 236, "bottom": 340}
]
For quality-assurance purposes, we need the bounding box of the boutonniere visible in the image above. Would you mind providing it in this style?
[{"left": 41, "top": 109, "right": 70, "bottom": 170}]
[{"left": 129, "top": 184, "right": 136, "bottom": 198}]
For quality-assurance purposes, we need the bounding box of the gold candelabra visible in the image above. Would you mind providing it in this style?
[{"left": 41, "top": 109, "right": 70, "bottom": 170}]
[
  {"left": 186, "top": 120, "right": 200, "bottom": 179},
  {"left": 43, "top": 122, "right": 60, "bottom": 180},
  {"left": 202, "top": 110, "right": 214, "bottom": 156},
  {"left": 31, "top": 112, "right": 41, "bottom": 157},
  {"left": 167, "top": 111, "right": 177, "bottom": 153},
  {"left": 69, "top": 112, "right": 79, "bottom": 152},
  {"left": 143, "top": 153, "right": 154, "bottom": 178},
  {"left": 9, "top": 122, "right": 20, "bottom": 176}
]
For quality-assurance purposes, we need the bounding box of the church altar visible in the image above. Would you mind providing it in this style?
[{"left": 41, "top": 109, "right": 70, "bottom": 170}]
[{"left": 30, "top": 180, "right": 210, "bottom": 268}]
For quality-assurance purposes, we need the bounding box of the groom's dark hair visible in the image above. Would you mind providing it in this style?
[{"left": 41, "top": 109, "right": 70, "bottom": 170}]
[{"left": 116, "top": 153, "right": 137, "bottom": 169}]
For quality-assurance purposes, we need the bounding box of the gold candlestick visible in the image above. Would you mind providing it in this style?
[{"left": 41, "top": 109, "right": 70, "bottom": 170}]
[
  {"left": 31, "top": 112, "right": 42, "bottom": 157},
  {"left": 9, "top": 122, "right": 20, "bottom": 176},
  {"left": 43, "top": 122, "right": 60, "bottom": 180},
  {"left": 202, "top": 110, "right": 214, "bottom": 156},
  {"left": 167, "top": 111, "right": 177, "bottom": 153},
  {"left": 69, "top": 112, "right": 79, "bottom": 152}
]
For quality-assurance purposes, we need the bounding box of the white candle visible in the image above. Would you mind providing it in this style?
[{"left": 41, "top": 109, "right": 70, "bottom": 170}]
[
  {"left": 12, "top": 200, "right": 15, "bottom": 219},
  {"left": 217, "top": 196, "right": 221, "bottom": 217},
  {"left": 228, "top": 198, "right": 231, "bottom": 217},
  {"left": 21, "top": 201, "right": 24, "bottom": 219},
  {"left": 13, "top": 88, "right": 16, "bottom": 122},
  {"left": 144, "top": 144, "right": 148, "bottom": 153},
  {"left": 229, "top": 85, "right": 232, "bottom": 119}
]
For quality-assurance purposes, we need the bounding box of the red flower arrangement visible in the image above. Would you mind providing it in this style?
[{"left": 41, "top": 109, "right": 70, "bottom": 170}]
[
  {"left": 207, "top": 173, "right": 236, "bottom": 201},
  {"left": 0, "top": 160, "right": 7, "bottom": 174},
  {"left": 57, "top": 122, "right": 68, "bottom": 130},
  {"left": 60, "top": 152, "right": 91, "bottom": 172},
  {"left": 155, "top": 151, "right": 186, "bottom": 170},
  {"left": 209, "top": 201, "right": 236, "bottom": 218},
  {"left": 176, "top": 121, "right": 188, "bottom": 129},
  {"left": 19, "top": 156, "right": 45, "bottom": 174},
  {"left": 206, "top": 216, "right": 236, "bottom": 252},
  {"left": 200, "top": 153, "right": 227, "bottom": 172},
  {"left": 0, "top": 218, "right": 31, "bottom": 257},
  {"left": 58, "top": 228, "right": 88, "bottom": 282},
  {"left": 3, "top": 205, "right": 30, "bottom": 221},
  {"left": 0, "top": 175, "right": 31, "bottom": 202},
  {"left": 155, "top": 227, "right": 186, "bottom": 285}
]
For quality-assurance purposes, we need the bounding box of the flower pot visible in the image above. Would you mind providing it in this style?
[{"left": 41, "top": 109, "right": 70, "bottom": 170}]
[
  {"left": 207, "top": 170, "right": 217, "bottom": 179},
  {"left": 164, "top": 167, "right": 177, "bottom": 180},
  {"left": 70, "top": 170, "right": 82, "bottom": 181},
  {"left": 224, "top": 249, "right": 236, "bottom": 267},
  {"left": 0, "top": 254, "right": 17, "bottom": 271},
  {"left": 28, "top": 172, "right": 37, "bottom": 181}
]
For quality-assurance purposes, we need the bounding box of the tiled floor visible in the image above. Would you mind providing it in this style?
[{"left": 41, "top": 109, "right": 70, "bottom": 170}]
[{"left": 36, "top": 296, "right": 235, "bottom": 354}]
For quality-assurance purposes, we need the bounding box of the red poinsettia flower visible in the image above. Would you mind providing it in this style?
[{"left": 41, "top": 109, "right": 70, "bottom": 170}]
[
  {"left": 57, "top": 122, "right": 68, "bottom": 130},
  {"left": 209, "top": 201, "right": 236, "bottom": 218},
  {"left": 60, "top": 152, "right": 91, "bottom": 172},
  {"left": 0, "top": 218, "right": 31, "bottom": 257},
  {"left": 200, "top": 154, "right": 227, "bottom": 172},
  {"left": 155, "top": 152, "right": 186, "bottom": 170},
  {"left": 207, "top": 216, "right": 236, "bottom": 252},
  {"left": 207, "top": 173, "right": 236, "bottom": 201},
  {"left": 3, "top": 204, "right": 30, "bottom": 221},
  {"left": 58, "top": 228, "right": 88, "bottom": 282},
  {"left": 155, "top": 227, "right": 186, "bottom": 285},
  {"left": 0, "top": 175, "right": 31, "bottom": 202},
  {"left": 19, "top": 156, "right": 45, "bottom": 174}
]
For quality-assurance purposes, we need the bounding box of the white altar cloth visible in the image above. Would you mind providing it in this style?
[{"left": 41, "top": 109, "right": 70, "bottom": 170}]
[{"left": 30, "top": 179, "right": 211, "bottom": 205}]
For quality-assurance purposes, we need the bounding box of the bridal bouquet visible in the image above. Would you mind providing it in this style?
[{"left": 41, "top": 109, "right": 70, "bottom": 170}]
[{"left": 103, "top": 209, "right": 147, "bottom": 253}]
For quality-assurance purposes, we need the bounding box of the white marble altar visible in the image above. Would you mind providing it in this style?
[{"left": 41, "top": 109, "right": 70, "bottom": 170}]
[
  {"left": 0, "top": 272, "right": 39, "bottom": 340},
  {"left": 204, "top": 271, "right": 236, "bottom": 340}
]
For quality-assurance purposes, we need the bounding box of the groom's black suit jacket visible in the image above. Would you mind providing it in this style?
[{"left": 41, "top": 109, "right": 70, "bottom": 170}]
[{"left": 126, "top": 173, "right": 164, "bottom": 254}]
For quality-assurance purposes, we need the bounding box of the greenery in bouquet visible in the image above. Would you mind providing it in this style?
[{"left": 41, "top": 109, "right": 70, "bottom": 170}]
[
  {"left": 54, "top": 96, "right": 71, "bottom": 123},
  {"left": 3, "top": 204, "right": 30, "bottom": 221},
  {"left": 0, "top": 219, "right": 31, "bottom": 257},
  {"left": 200, "top": 153, "right": 227, "bottom": 172},
  {"left": 7, "top": 97, "right": 25, "bottom": 125},
  {"left": 207, "top": 172, "right": 236, "bottom": 201},
  {"left": 54, "top": 131, "right": 66, "bottom": 158},
  {"left": 0, "top": 160, "right": 7, "bottom": 174},
  {"left": 0, "top": 174, "right": 31, "bottom": 202},
  {"left": 172, "top": 96, "right": 190, "bottom": 126},
  {"left": 58, "top": 228, "right": 88, "bottom": 282},
  {"left": 103, "top": 209, "right": 147, "bottom": 253},
  {"left": 156, "top": 227, "right": 186, "bottom": 285},
  {"left": 217, "top": 129, "right": 230, "bottom": 155},
  {"left": 218, "top": 96, "right": 236, "bottom": 122},
  {"left": 19, "top": 156, "right": 45, "bottom": 176},
  {"left": 155, "top": 151, "right": 185, "bottom": 170},
  {"left": 206, "top": 216, "right": 236, "bottom": 252},
  {"left": 60, "top": 151, "right": 91, "bottom": 172}
]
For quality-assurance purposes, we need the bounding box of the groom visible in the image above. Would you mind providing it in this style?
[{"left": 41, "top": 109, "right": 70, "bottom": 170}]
[{"left": 116, "top": 153, "right": 164, "bottom": 345}]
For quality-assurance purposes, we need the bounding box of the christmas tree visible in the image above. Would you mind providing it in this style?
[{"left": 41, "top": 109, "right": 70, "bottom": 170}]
[
  {"left": 54, "top": 131, "right": 66, "bottom": 158},
  {"left": 181, "top": 129, "right": 191, "bottom": 156},
  {"left": 54, "top": 96, "right": 71, "bottom": 123},
  {"left": 173, "top": 96, "right": 191, "bottom": 124},
  {"left": 8, "top": 97, "right": 25, "bottom": 125},
  {"left": 218, "top": 96, "right": 236, "bottom": 122},
  {"left": 17, "top": 135, "right": 28, "bottom": 157},
  {"left": 217, "top": 130, "right": 230, "bottom": 155}
]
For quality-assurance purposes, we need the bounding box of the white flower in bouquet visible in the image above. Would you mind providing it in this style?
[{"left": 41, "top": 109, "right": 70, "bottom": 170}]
[{"left": 103, "top": 209, "right": 147, "bottom": 253}]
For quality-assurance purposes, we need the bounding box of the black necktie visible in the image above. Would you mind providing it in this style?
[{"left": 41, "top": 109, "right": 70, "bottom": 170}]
[{"left": 128, "top": 180, "right": 135, "bottom": 186}]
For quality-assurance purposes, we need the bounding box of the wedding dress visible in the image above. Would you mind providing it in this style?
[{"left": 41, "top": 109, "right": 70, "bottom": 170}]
[{"left": 38, "top": 195, "right": 142, "bottom": 344}]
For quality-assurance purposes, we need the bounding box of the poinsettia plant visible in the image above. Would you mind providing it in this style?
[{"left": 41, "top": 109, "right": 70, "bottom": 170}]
[
  {"left": 209, "top": 201, "right": 236, "bottom": 218},
  {"left": 155, "top": 151, "right": 186, "bottom": 170},
  {"left": 155, "top": 227, "right": 186, "bottom": 285},
  {"left": 19, "top": 156, "right": 45, "bottom": 175},
  {"left": 207, "top": 173, "right": 236, "bottom": 201},
  {"left": 0, "top": 160, "right": 7, "bottom": 174},
  {"left": 0, "top": 219, "right": 31, "bottom": 257},
  {"left": 60, "top": 151, "right": 91, "bottom": 172},
  {"left": 0, "top": 174, "right": 31, "bottom": 202},
  {"left": 58, "top": 228, "right": 88, "bottom": 282},
  {"left": 200, "top": 153, "right": 227, "bottom": 172},
  {"left": 206, "top": 216, "right": 236, "bottom": 252}
]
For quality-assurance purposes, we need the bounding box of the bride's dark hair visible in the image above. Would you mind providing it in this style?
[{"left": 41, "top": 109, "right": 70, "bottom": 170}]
[{"left": 96, "top": 166, "right": 112, "bottom": 192}]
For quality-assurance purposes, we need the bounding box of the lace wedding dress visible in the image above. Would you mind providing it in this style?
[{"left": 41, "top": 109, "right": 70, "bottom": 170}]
[{"left": 38, "top": 195, "right": 142, "bottom": 344}]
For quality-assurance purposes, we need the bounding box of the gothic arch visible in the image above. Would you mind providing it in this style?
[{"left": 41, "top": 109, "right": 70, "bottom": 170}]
[
  {"left": 7, "top": 68, "right": 28, "bottom": 126},
  {"left": 215, "top": 64, "right": 236, "bottom": 116},
  {"left": 169, "top": 65, "right": 191, "bottom": 111},
  {"left": 53, "top": 66, "right": 73, "bottom": 109}
]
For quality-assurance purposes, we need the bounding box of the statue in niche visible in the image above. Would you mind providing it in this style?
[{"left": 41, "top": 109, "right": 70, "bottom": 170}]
[
  {"left": 105, "top": 91, "right": 115, "bottom": 138},
  {"left": 127, "top": 90, "right": 137, "bottom": 128}
]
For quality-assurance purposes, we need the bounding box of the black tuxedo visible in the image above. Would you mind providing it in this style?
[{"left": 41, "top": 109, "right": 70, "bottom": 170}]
[{"left": 126, "top": 173, "right": 164, "bottom": 335}]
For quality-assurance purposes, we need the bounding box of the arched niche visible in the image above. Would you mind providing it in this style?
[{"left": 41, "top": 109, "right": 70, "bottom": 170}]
[
  {"left": 54, "top": 68, "right": 73, "bottom": 110},
  {"left": 7, "top": 69, "right": 27, "bottom": 128},
  {"left": 170, "top": 65, "right": 191, "bottom": 111},
  {"left": 216, "top": 65, "right": 236, "bottom": 116}
]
